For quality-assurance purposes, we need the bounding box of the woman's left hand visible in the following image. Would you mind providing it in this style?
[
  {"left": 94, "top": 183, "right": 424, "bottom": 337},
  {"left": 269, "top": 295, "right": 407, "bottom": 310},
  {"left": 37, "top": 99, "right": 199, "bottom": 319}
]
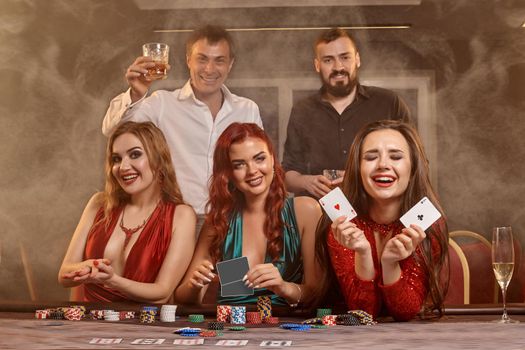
[
  {"left": 68, "top": 259, "right": 115, "bottom": 285},
  {"left": 244, "top": 263, "right": 284, "bottom": 293},
  {"left": 381, "top": 224, "right": 426, "bottom": 264}
]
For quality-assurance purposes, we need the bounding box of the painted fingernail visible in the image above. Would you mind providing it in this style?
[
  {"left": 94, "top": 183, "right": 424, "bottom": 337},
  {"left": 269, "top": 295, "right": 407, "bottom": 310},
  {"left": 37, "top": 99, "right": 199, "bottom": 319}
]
[
  {"left": 93, "top": 260, "right": 99, "bottom": 266},
  {"left": 242, "top": 275, "right": 247, "bottom": 281},
  {"left": 204, "top": 277, "right": 211, "bottom": 283},
  {"left": 254, "top": 285, "right": 260, "bottom": 289},
  {"left": 209, "top": 264, "right": 214, "bottom": 270},
  {"left": 208, "top": 273, "right": 215, "bottom": 279},
  {"left": 248, "top": 282, "right": 254, "bottom": 288}
]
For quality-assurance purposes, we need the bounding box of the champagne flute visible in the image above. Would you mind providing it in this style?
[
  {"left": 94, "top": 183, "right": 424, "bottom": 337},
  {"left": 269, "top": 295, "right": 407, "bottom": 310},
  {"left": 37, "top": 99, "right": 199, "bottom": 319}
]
[{"left": 492, "top": 226, "right": 518, "bottom": 323}]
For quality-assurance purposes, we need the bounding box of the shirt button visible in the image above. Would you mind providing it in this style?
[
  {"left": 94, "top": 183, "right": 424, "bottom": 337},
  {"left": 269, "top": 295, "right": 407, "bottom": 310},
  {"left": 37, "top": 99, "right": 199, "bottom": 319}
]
[
  {"left": 343, "top": 150, "right": 347, "bottom": 154},
  {"left": 341, "top": 128, "right": 344, "bottom": 132}
]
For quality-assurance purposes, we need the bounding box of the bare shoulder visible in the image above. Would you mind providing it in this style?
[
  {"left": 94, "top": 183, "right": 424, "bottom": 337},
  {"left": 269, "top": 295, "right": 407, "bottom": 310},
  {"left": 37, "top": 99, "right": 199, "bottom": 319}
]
[
  {"left": 172, "top": 204, "right": 196, "bottom": 229},
  {"left": 293, "top": 196, "right": 321, "bottom": 214},
  {"left": 293, "top": 196, "right": 321, "bottom": 225},
  {"left": 84, "top": 192, "right": 105, "bottom": 215}
]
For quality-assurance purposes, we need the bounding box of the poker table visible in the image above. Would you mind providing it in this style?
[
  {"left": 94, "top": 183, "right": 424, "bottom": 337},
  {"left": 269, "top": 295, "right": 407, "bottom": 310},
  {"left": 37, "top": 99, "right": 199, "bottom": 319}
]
[{"left": 1, "top": 302, "right": 525, "bottom": 349}]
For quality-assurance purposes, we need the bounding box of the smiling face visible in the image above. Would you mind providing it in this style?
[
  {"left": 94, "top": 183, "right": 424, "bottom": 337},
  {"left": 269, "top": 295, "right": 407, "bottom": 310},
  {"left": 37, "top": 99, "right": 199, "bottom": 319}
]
[
  {"left": 111, "top": 133, "right": 158, "bottom": 197},
  {"left": 360, "top": 129, "right": 412, "bottom": 206},
  {"left": 229, "top": 137, "right": 274, "bottom": 199},
  {"left": 314, "top": 37, "right": 360, "bottom": 98},
  {"left": 187, "top": 38, "right": 234, "bottom": 100}
]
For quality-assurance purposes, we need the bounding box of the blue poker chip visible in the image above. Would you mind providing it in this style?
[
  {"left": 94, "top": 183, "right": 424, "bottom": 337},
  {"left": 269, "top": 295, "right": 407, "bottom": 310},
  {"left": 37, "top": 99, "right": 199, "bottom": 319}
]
[
  {"left": 173, "top": 327, "right": 201, "bottom": 334},
  {"left": 180, "top": 333, "right": 200, "bottom": 337},
  {"left": 280, "top": 323, "right": 310, "bottom": 331}
]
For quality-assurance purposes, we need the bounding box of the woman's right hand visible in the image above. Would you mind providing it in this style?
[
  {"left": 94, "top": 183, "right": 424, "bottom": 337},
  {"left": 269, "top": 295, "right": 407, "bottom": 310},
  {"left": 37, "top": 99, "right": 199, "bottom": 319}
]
[
  {"left": 331, "top": 216, "right": 370, "bottom": 253},
  {"left": 61, "top": 258, "right": 111, "bottom": 283},
  {"left": 189, "top": 260, "right": 216, "bottom": 289}
]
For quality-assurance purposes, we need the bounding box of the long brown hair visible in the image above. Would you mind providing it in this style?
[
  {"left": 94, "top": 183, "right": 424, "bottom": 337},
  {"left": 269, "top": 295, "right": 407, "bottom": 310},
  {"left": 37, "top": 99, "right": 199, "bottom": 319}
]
[
  {"left": 103, "top": 121, "right": 184, "bottom": 220},
  {"left": 315, "top": 120, "right": 449, "bottom": 316},
  {"left": 206, "top": 123, "right": 287, "bottom": 262}
]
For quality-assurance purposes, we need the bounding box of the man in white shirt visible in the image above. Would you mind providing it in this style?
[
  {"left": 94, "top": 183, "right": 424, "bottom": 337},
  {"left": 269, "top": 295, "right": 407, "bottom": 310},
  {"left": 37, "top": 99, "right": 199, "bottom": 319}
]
[{"left": 103, "top": 25, "right": 263, "bottom": 233}]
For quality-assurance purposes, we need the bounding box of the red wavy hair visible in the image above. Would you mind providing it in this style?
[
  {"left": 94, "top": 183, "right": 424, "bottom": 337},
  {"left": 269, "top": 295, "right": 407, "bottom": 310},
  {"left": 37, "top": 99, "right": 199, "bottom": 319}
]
[{"left": 206, "top": 123, "right": 287, "bottom": 262}]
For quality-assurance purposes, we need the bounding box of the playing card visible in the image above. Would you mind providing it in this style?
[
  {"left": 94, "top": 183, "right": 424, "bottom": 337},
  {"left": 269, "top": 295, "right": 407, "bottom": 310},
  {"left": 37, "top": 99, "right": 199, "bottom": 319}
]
[
  {"left": 319, "top": 187, "right": 357, "bottom": 222},
  {"left": 216, "top": 256, "right": 254, "bottom": 297},
  {"left": 399, "top": 196, "right": 441, "bottom": 231}
]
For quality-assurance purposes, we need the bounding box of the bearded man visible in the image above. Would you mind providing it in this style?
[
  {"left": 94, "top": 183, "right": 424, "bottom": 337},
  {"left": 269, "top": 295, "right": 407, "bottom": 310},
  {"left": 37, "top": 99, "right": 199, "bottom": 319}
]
[{"left": 283, "top": 28, "right": 411, "bottom": 198}]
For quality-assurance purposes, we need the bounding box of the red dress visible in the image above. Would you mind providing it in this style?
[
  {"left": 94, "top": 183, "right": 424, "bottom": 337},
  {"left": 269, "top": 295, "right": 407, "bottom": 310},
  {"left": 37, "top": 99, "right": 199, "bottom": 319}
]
[
  {"left": 81, "top": 201, "right": 176, "bottom": 302},
  {"left": 327, "top": 217, "right": 429, "bottom": 321}
]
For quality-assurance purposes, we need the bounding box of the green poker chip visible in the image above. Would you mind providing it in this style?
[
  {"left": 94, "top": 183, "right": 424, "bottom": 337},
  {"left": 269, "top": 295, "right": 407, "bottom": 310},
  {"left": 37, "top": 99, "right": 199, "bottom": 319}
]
[
  {"left": 311, "top": 324, "right": 328, "bottom": 329},
  {"left": 188, "top": 314, "right": 205, "bottom": 323},
  {"left": 228, "top": 326, "right": 246, "bottom": 331}
]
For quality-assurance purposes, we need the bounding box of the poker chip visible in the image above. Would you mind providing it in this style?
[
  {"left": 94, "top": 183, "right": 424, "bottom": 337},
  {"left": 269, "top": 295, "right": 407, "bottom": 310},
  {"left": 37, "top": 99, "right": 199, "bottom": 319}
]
[
  {"left": 216, "top": 305, "right": 231, "bottom": 323},
  {"left": 280, "top": 323, "right": 311, "bottom": 331},
  {"left": 119, "top": 311, "right": 135, "bottom": 320},
  {"left": 263, "top": 316, "right": 279, "bottom": 324},
  {"left": 336, "top": 314, "right": 361, "bottom": 326},
  {"left": 49, "top": 310, "right": 64, "bottom": 320},
  {"left": 257, "top": 296, "right": 272, "bottom": 320},
  {"left": 104, "top": 310, "right": 120, "bottom": 322},
  {"left": 230, "top": 306, "right": 246, "bottom": 324},
  {"left": 347, "top": 310, "right": 376, "bottom": 325},
  {"left": 302, "top": 317, "right": 323, "bottom": 325},
  {"left": 173, "top": 327, "right": 201, "bottom": 334},
  {"left": 188, "top": 314, "right": 205, "bottom": 323},
  {"left": 180, "top": 333, "right": 199, "bottom": 337},
  {"left": 207, "top": 321, "right": 224, "bottom": 330},
  {"left": 35, "top": 309, "right": 50, "bottom": 319},
  {"left": 316, "top": 308, "right": 332, "bottom": 318},
  {"left": 311, "top": 324, "right": 328, "bottom": 329},
  {"left": 90, "top": 310, "right": 105, "bottom": 320},
  {"left": 199, "top": 330, "right": 217, "bottom": 337},
  {"left": 246, "top": 311, "right": 262, "bottom": 324},
  {"left": 64, "top": 307, "right": 82, "bottom": 321},
  {"left": 160, "top": 305, "right": 177, "bottom": 322},
  {"left": 321, "top": 315, "right": 337, "bottom": 326},
  {"left": 228, "top": 326, "right": 246, "bottom": 331}
]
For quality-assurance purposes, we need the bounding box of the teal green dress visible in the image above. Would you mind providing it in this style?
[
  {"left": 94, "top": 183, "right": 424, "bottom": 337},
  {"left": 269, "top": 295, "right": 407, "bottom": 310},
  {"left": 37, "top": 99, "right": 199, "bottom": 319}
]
[{"left": 217, "top": 197, "right": 303, "bottom": 305}]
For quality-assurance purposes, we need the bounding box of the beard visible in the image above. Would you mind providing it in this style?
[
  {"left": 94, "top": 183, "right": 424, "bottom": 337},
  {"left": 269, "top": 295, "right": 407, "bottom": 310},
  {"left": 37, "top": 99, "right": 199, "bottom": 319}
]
[{"left": 321, "top": 69, "right": 359, "bottom": 97}]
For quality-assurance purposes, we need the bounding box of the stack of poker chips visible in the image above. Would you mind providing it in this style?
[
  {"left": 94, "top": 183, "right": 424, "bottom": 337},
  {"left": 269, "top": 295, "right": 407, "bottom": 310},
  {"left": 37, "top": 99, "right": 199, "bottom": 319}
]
[
  {"left": 207, "top": 321, "right": 225, "bottom": 331},
  {"left": 174, "top": 327, "right": 201, "bottom": 337},
  {"left": 246, "top": 311, "right": 262, "bottom": 324},
  {"left": 280, "top": 323, "right": 311, "bottom": 331},
  {"left": 321, "top": 315, "right": 337, "bottom": 326},
  {"left": 90, "top": 310, "right": 105, "bottom": 320},
  {"left": 188, "top": 314, "right": 205, "bottom": 323},
  {"left": 336, "top": 314, "right": 361, "bottom": 326},
  {"left": 230, "top": 306, "right": 246, "bottom": 324},
  {"left": 35, "top": 309, "right": 50, "bottom": 319},
  {"left": 316, "top": 308, "right": 332, "bottom": 318},
  {"left": 257, "top": 296, "right": 272, "bottom": 321},
  {"left": 104, "top": 310, "right": 120, "bottom": 322},
  {"left": 347, "top": 310, "right": 376, "bottom": 325},
  {"left": 216, "top": 305, "right": 231, "bottom": 322},
  {"left": 160, "top": 305, "right": 177, "bottom": 322},
  {"left": 302, "top": 317, "right": 323, "bottom": 325},
  {"left": 119, "top": 311, "right": 135, "bottom": 320},
  {"left": 49, "top": 309, "right": 65, "bottom": 320},
  {"left": 64, "top": 307, "right": 83, "bottom": 321},
  {"left": 69, "top": 305, "right": 86, "bottom": 317},
  {"left": 140, "top": 306, "right": 158, "bottom": 323}
]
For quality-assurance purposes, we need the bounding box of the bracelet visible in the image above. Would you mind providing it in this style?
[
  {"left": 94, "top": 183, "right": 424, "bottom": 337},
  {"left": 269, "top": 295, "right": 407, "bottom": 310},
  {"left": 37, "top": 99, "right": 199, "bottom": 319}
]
[{"left": 288, "top": 283, "right": 302, "bottom": 308}]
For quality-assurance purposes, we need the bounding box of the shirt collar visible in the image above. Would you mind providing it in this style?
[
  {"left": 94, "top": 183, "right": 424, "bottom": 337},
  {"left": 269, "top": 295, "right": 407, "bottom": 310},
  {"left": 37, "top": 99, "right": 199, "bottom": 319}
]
[
  {"left": 179, "top": 79, "right": 234, "bottom": 106},
  {"left": 316, "top": 83, "right": 369, "bottom": 102}
]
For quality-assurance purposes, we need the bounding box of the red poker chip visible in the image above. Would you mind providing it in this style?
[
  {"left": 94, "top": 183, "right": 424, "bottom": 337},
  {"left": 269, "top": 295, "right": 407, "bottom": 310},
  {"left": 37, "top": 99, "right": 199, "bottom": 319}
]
[
  {"left": 263, "top": 316, "right": 279, "bottom": 324},
  {"left": 199, "top": 331, "right": 217, "bottom": 337}
]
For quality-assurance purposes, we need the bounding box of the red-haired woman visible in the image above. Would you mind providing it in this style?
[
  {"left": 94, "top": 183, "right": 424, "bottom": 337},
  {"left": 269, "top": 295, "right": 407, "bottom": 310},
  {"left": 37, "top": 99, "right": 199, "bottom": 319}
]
[
  {"left": 315, "top": 120, "right": 448, "bottom": 320},
  {"left": 174, "top": 123, "right": 322, "bottom": 306}
]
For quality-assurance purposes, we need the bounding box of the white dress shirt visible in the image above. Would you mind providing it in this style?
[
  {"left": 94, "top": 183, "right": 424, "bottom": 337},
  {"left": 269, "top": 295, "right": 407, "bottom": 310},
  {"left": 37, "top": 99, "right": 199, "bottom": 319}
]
[{"left": 102, "top": 80, "right": 263, "bottom": 215}]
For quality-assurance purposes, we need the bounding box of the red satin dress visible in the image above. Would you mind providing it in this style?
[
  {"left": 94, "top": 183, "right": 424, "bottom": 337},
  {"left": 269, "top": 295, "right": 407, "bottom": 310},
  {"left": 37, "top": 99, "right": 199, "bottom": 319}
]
[
  {"left": 81, "top": 201, "right": 176, "bottom": 302},
  {"left": 327, "top": 217, "right": 431, "bottom": 321}
]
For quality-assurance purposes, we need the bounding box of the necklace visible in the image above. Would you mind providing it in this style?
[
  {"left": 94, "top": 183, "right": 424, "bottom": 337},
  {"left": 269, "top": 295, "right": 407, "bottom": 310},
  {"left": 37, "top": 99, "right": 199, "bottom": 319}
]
[
  {"left": 119, "top": 203, "right": 158, "bottom": 248},
  {"left": 363, "top": 217, "right": 402, "bottom": 237}
]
